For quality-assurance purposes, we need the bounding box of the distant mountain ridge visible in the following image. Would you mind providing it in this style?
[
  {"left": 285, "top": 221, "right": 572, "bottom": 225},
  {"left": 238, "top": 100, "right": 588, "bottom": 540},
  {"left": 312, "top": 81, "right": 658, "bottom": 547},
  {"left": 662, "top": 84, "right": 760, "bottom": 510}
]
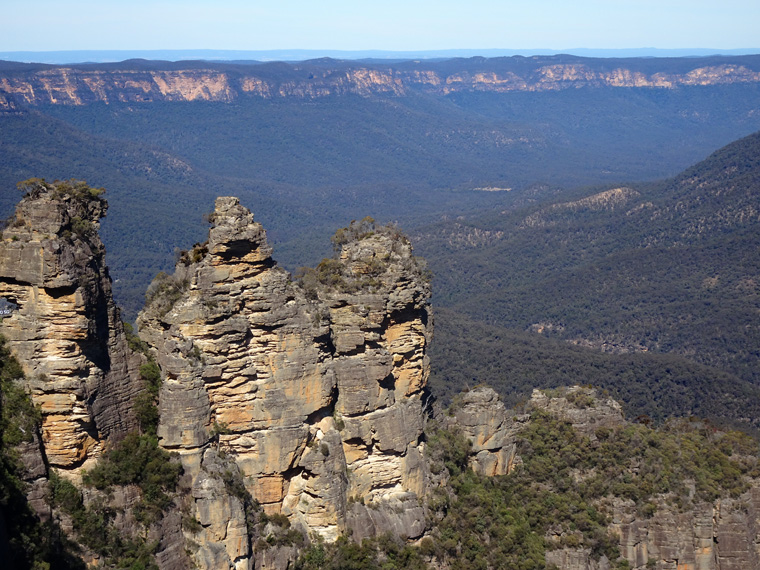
[
  {"left": 2, "top": 54, "right": 760, "bottom": 106},
  {"left": 2, "top": 54, "right": 760, "bottom": 322},
  {"left": 2, "top": 48, "right": 760, "bottom": 64}
]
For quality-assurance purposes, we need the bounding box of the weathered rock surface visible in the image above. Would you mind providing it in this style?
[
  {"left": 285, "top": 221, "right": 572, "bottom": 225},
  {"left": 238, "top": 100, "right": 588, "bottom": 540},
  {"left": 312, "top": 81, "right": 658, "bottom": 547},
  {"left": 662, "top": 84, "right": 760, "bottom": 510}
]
[
  {"left": 507, "top": 388, "right": 760, "bottom": 570},
  {"left": 548, "top": 489, "right": 760, "bottom": 570},
  {"left": 0, "top": 180, "right": 143, "bottom": 469},
  {"left": 607, "top": 489, "right": 760, "bottom": 570},
  {"left": 2, "top": 57, "right": 760, "bottom": 105},
  {"left": 445, "top": 386, "right": 523, "bottom": 476},
  {"left": 528, "top": 386, "right": 625, "bottom": 436},
  {"left": 137, "top": 200, "right": 433, "bottom": 569},
  {"left": 10, "top": 184, "right": 757, "bottom": 570},
  {"left": 442, "top": 385, "right": 625, "bottom": 479}
]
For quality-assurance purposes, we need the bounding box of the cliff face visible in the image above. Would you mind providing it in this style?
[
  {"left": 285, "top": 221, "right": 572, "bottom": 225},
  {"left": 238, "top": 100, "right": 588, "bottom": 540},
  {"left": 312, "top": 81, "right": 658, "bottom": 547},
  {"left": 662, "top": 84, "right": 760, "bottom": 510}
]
[
  {"left": 136, "top": 198, "right": 432, "bottom": 568},
  {"left": 1, "top": 57, "right": 760, "bottom": 105},
  {"left": 0, "top": 180, "right": 143, "bottom": 470},
  {"left": 4, "top": 185, "right": 759, "bottom": 570},
  {"left": 460, "top": 386, "right": 760, "bottom": 570}
]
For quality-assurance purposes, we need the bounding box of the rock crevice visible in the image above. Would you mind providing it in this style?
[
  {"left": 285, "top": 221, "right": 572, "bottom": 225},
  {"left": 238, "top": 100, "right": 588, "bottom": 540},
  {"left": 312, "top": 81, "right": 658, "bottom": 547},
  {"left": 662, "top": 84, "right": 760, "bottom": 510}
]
[
  {"left": 137, "top": 199, "right": 433, "bottom": 568},
  {"left": 0, "top": 180, "right": 143, "bottom": 470}
]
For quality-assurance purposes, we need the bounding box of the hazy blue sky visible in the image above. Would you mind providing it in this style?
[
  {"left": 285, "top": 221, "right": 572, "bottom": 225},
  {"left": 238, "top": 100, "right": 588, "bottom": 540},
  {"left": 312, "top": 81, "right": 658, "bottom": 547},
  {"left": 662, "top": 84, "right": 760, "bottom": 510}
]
[{"left": 3, "top": 0, "right": 759, "bottom": 52}]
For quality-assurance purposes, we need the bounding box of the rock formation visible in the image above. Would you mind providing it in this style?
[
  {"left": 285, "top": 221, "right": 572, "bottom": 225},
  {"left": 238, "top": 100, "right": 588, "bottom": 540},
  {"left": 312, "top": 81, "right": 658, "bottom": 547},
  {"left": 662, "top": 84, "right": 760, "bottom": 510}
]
[
  {"left": 2, "top": 57, "right": 760, "bottom": 106},
  {"left": 458, "top": 386, "right": 760, "bottom": 570},
  {"left": 136, "top": 200, "right": 432, "bottom": 568},
  {"left": 444, "top": 386, "right": 523, "bottom": 476},
  {"left": 545, "top": 487, "right": 760, "bottom": 570},
  {"left": 0, "top": 179, "right": 143, "bottom": 470},
  {"left": 4, "top": 185, "right": 760, "bottom": 570}
]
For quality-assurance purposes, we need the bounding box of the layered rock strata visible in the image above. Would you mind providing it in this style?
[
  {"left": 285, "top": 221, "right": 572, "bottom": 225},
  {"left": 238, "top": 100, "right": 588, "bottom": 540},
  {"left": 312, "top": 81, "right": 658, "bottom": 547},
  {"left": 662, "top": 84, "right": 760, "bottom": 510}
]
[
  {"left": 443, "top": 385, "right": 625, "bottom": 478},
  {"left": 137, "top": 199, "right": 432, "bottom": 568},
  {"left": 2, "top": 58, "right": 760, "bottom": 105},
  {"left": 546, "top": 488, "right": 760, "bottom": 570},
  {"left": 445, "top": 386, "right": 523, "bottom": 476},
  {"left": 610, "top": 491, "right": 760, "bottom": 570},
  {"left": 0, "top": 180, "right": 143, "bottom": 469},
  {"left": 501, "top": 388, "right": 760, "bottom": 570}
]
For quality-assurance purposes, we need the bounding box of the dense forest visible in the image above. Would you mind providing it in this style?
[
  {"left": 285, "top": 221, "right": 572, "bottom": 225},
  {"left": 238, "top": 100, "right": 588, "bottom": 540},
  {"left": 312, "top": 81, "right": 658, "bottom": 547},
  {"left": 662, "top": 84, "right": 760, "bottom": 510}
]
[
  {"left": 1, "top": 55, "right": 759, "bottom": 430},
  {"left": 2, "top": 56, "right": 760, "bottom": 320},
  {"left": 2, "top": 55, "right": 760, "bottom": 569},
  {"left": 419, "top": 130, "right": 760, "bottom": 419},
  {"left": 3, "top": 339, "right": 758, "bottom": 569}
]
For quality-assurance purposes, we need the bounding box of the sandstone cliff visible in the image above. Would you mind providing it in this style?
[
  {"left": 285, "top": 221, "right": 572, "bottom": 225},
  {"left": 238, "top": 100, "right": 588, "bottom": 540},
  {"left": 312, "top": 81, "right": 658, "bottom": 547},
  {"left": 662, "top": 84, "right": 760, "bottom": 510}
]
[
  {"left": 0, "top": 179, "right": 143, "bottom": 470},
  {"left": 453, "top": 386, "right": 760, "bottom": 570},
  {"left": 1, "top": 56, "right": 760, "bottom": 106},
  {"left": 136, "top": 200, "right": 432, "bottom": 568},
  {"left": 3, "top": 185, "right": 759, "bottom": 570}
]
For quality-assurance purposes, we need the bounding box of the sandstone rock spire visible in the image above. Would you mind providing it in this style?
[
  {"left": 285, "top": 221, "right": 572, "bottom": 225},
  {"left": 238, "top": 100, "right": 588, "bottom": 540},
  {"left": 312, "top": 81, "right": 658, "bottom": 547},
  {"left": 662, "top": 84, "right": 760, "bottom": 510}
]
[
  {"left": 0, "top": 179, "right": 143, "bottom": 469},
  {"left": 137, "top": 199, "right": 433, "bottom": 568}
]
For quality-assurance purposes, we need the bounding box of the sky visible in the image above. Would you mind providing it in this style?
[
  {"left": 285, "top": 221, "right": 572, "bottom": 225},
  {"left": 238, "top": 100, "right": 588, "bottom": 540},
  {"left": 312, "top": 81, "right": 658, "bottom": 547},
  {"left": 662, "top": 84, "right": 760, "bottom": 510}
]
[{"left": 2, "top": 0, "right": 759, "bottom": 53}]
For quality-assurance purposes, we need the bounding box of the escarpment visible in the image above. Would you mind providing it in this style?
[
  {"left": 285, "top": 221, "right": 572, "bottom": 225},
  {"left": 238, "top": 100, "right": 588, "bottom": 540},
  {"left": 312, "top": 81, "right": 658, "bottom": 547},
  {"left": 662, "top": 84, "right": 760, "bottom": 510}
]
[
  {"left": 136, "top": 199, "right": 432, "bottom": 567},
  {"left": 443, "top": 386, "right": 760, "bottom": 570},
  {"left": 2, "top": 56, "right": 760, "bottom": 105},
  {"left": 5, "top": 185, "right": 760, "bottom": 570},
  {"left": 0, "top": 179, "right": 143, "bottom": 469}
]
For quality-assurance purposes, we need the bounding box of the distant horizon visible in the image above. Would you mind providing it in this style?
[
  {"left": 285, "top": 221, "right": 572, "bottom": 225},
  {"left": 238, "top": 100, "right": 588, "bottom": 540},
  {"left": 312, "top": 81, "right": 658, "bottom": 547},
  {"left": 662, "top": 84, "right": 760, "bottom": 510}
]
[{"left": 2, "top": 47, "right": 760, "bottom": 65}]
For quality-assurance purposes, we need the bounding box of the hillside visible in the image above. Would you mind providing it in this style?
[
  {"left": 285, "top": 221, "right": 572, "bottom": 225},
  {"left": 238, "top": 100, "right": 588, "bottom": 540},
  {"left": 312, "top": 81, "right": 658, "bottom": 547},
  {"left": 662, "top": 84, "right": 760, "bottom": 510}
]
[
  {"left": 2, "top": 55, "right": 760, "bottom": 319},
  {"left": 417, "top": 130, "right": 760, "bottom": 417},
  {"left": 1, "top": 155, "right": 760, "bottom": 570}
]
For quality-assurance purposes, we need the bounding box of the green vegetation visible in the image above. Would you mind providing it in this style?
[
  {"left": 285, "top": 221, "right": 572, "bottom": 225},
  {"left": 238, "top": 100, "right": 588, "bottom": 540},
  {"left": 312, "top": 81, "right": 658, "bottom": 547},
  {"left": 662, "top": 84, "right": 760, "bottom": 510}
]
[
  {"left": 17, "top": 178, "right": 104, "bottom": 203},
  {"left": 257, "top": 510, "right": 306, "bottom": 549},
  {"left": 123, "top": 321, "right": 149, "bottom": 354},
  {"left": 514, "top": 410, "right": 757, "bottom": 510},
  {"left": 82, "top": 432, "right": 182, "bottom": 525},
  {"left": 0, "top": 343, "right": 40, "bottom": 451},
  {"left": 2, "top": 58, "right": 760, "bottom": 568},
  {"left": 11, "top": 179, "right": 105, "bottom": 245},
  {"left": 134, "top": 360, "right": 162, "bottom": 435},
  {"left": 44, "top": 431, "right": 180, "bottom": 570},
  {"left": 124, "top": 321, "right": 163, "bottom": 435},
  {"left": 176, "top": 242, "right": 209, "bottom": 266},
  {"left": 295, "top": 216, "right": 388, "bottom": 299},
  {"left": 294, "top": 404, "right": 758, "bottom": 570},
  {"left": 295, "top": 534, "right": 427, "bottom": 570},
  {"left": 419, "top": 131, "right": 760, "bottom": 428},
  {"left": 329, "top": 216, "right": 378, "bottom": 250},
  {"left": 143, "top": 271, "right": 189, "bottom": 317},
  {"left": 219, "top": 464, "right": 260, "bottom": 536},
  {"left": 1, "top": 73, "right": 756, "bottom": 319},
  {"left": 50, "top": 472, "right": 160, "bottom": 569},
  {"left": 429, "top": 308, "right": 760, "bottom": 433},
  {"left": 295, "top": 217, "right": 429, "bottom": 298},
  {"left": 0, "top": 336, "right": 85, "bottom": 569},
  {"left": 419, "top": 408, "right": 758, "bottom": 570},
  {"left": 0, "top": 339, "right": 45, "bottom": 568}
]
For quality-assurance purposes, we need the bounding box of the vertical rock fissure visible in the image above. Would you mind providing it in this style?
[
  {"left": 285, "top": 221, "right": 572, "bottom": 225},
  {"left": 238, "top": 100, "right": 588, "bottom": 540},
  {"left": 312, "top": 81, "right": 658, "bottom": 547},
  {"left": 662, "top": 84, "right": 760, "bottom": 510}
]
[
  {"left": 136, "top": 199, "right": 433, "bottom": 567},
  {"left": 0, "top": 180, "right": 143, "bottom": 470}
]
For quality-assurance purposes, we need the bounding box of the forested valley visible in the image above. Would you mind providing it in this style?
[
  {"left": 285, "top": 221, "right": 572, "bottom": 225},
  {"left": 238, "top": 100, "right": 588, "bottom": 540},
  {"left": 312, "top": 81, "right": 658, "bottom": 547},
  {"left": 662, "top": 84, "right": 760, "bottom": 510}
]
[{"left": 2, "top": 54, "right": 760, "bottom": 570}]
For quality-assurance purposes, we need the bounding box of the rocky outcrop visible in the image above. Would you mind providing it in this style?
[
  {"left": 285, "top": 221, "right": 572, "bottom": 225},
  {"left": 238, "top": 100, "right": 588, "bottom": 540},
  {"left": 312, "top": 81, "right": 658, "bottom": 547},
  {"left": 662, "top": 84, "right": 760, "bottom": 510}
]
[
  {"left": 546, "top": 489, "right": 760, "bottom": 570},
  {"left": 0, "top": 179, "right": 143, "bottom": 470},
  {"left": 136, "top": 199, "right": 432, "bottom": 568},
  {"left": 610, "top": 491, "right": 760, "bottom": 570},
  {"left": 2, "top": 56, "right": 760, "bottom": 105},
  {"left": 445, "top": 386, "right": 523, "bottom": 476},
  {"left": 7, "top": 182, "right": 758, "bottom": 570},
  {"left": 498, "top": 388, "right": 760, "bottom": 570},
  {"left": 444, "top": 385, "right": 624, "bottom": 477},
  {"left": 528, "top": 386, "right": 625, "bottom": 436}
]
